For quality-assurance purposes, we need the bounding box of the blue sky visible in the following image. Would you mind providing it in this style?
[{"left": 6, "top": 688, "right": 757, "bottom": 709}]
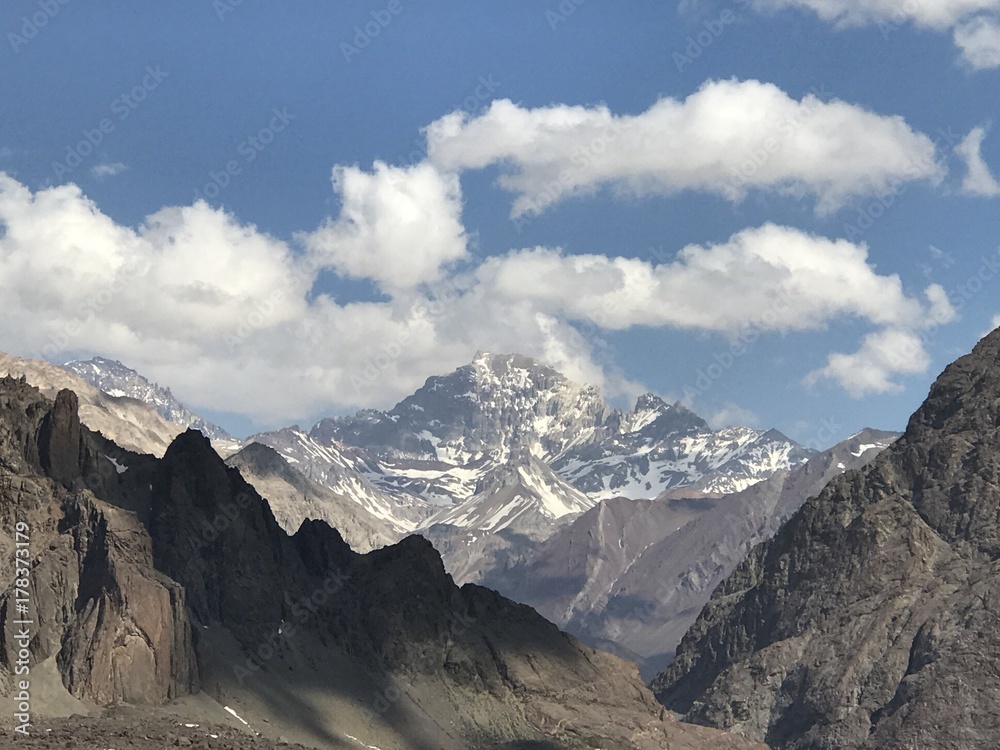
[{"left": 1, "top": 0, "right": 999, "bottom": 444}]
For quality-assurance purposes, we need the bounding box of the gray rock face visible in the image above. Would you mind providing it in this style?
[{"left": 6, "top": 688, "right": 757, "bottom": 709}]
[
  {"left": 1, "top": 351, "right": 185, "bottom": 457},
  {"left": 260, "top": 352, "right": 812, "bottom": 541},
  {"left": 652, "top": 329, "right": 1000, "bottom": 749},
  {"left": 0, "top": 377, "right": 197, "bottom": 705}
]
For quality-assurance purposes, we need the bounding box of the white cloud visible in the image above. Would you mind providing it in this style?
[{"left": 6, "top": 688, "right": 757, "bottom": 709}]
[
  {"left": 0, "top": 166, "right": 959, "bottom": 427},
  {"left": 804, "top": 329, "right": 931, "bottom": 396},
  {"left": 751, "top": 0, "right": 1000, "bottom": 29},
  {"left": 750, "top": 1, "right": 1000, "bottom": 68},
  {"left": 984, "top": 313, "right": 1000, "bottom": 337},
  {"left": 426, "top": 80, "right": 943, "bottom": 217},
  {"left": 0, "top": 171, "right": 604, "bottom": 425},
  {"left": 955, "top": 15, "right": 1000, "bottom": 68},
  {"left": 955, "top": 126, "right": 1000, "bottom": 196},
  {"left": 300, "top": 161, "right": 467, "bottom": 291},
  {"left": 475, "top": 224, "right": 948, "bottom": 335},
  {"left": 91, "top": 162, "right": 128, "bottom": 179}
]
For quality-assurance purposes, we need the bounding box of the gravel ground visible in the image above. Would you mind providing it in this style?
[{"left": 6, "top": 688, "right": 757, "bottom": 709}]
[{"left": 3, "top": 714, "right": 317, "bottom": 750}]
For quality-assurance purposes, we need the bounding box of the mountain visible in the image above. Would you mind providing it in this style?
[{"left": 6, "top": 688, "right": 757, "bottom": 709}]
[
  {"left": 62, "top": 356, "right": 236, "bottom": 445},
  {"left": 317, "top": 351, "right": 614, "bottom": 467},
  {"left": 652, "top": 329, "right": 1000, "bottom": 749},
  {"left": 249, "top": 426, "right": 435, "bottom": 534},
  {"left": 0, "top": 350, "right": 185, "bottom": 456},
  {"left": 255, "top": 353, "right": 812, "bottom": 538},
  {"left": 224, "top": 442, "right": 398, "bottom": 553},
  {"left": 421, "top": 448, "right": 596, "bottom": 539},
  {"left": 553, "top": 395, "right": 815, "bottom": 499},
  {"left": 0, "top": 375, "right": 764, "bottom": 750},
  {"left": 479, "top": 429, "right": 898, "bottom": 679}
]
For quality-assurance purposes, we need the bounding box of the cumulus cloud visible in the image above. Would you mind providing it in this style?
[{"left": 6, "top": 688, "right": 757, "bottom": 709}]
[
  {"left": 0, "top": 171, "right": 606, "bottom": 425},
  {"left": 91, "top": 162, "right": 128, "bottom": 179},
  {"left": 475, "top": 224, "right": 948, "bottom": 334},
  {"left": 954, "top": 16, "right": 1000, "bottom": 68},
  {"left": 804, "top": 329, "right": 931, "bottom": 397},
  {"left": 750, "top": 0, "right": 1000, "bottom": 68},
  {"left": 0, "top": 165, "right": 959, "bottom": 426},
  {"left": 300, "top": 161, "right": 468, "bottom": 291},
  {"left": 426, "top": 80, "right": 943, "bottom": 217},
  {"left": 955, "top": 126, "right": 1000, "bottom": 196}
]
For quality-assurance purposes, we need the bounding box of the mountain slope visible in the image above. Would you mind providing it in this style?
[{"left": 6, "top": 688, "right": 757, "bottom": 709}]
[
  {"left": 481, "top": 429, "right": 896, "bottom": 679},
  {"left": 652, "top": 329, "right": 1000, "bottom": 749},
  {"left": 63, "top": 356, "right": 236, "bottom": 444},
  {"left": 283, "top": 353, "right": 812, "bottom": 538},
  {"left": 0, "top": 376, "right": 764, "bottom": 750},
  {"left": 553, "top": 396, "right": 814, "bottom": 499},
  {"left": 422, "top": 448, "right": 596, "bottom": 538},
  {"left": 249, "top": 426, "right": 434, "bottom": 534},
  {"left": 0, "top": 350, "right": 184, "bottom": 456},
  {"left": 224, "top": 442, "right": 398, "bottom": 552}
]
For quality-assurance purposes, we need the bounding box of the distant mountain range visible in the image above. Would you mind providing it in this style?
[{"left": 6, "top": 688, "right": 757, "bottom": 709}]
[
  {"left": 0, "top": 374, "right": 765, "bottom": 749},
  {"left": 62, "top": 356, "right": 235, "bottom": 443},
  {"left": 13, "top": 347, "right": 892, "bottom": 683},
  {"left": 253, "top": 351, "right": 816, "bottom": 538}
]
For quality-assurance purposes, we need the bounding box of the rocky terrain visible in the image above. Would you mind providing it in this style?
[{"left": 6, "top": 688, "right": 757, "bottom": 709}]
[
  {"left": 0, "top": 375, "right": 764, "bottom": 750},
  {"left": 224, "top": 441, "right": 397, "bottom": 552},
  {"left": 479, "top": 429, "right": 898, "bottom": 679},
  {"left": 653, "top": 328, "right": 1000, "bottom": 748},
  {"left": 253, "top": 353, "right": 813, "bottom": 545}
]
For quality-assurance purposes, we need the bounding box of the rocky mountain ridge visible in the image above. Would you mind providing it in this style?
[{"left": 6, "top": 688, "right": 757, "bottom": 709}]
[
  {"left": 0, "top": 351, "right": 185, "bottom": 457},
  {"left": 652, "top": 328, "right": 1000, "bottom": 749},
  {"left": 477, "top": 428, "right": 898, "bottom": 679}
]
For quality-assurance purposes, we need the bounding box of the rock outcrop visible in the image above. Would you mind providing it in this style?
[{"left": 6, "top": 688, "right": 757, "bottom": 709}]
[
  {"left": 653, "top": 329, "right": 1000, "bottom": 749},
  {"left": 0, "top": 379, "right": 196, "bottom": 705}
]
